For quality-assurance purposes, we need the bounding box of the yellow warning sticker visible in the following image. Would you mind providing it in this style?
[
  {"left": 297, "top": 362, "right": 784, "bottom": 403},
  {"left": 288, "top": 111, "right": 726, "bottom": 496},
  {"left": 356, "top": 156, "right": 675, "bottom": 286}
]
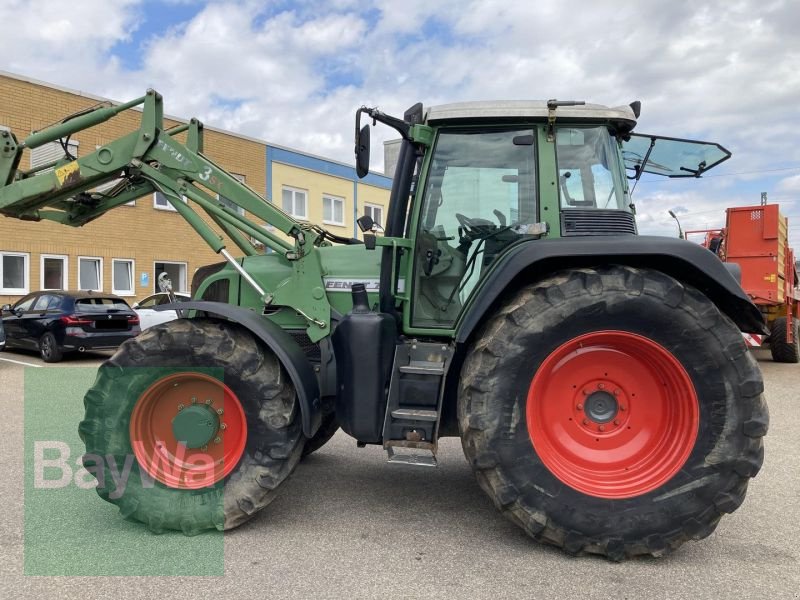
[{"left": 54, "top": 161, "right": 80, "bottom": 187}]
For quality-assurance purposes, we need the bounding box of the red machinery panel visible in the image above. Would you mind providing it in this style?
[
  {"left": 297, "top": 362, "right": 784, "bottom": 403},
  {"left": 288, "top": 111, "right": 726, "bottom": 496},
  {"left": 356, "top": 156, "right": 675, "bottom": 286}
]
[{"left": 725, "top": 204, "right": 788, "bottom": 304}]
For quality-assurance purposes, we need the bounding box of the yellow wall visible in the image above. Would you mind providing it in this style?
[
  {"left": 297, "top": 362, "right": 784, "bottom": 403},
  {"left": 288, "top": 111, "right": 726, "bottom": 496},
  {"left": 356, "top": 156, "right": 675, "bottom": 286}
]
[
  {"left": 269, "top": 163, "right": 390, "bottom": 240},
  {"left": 0, "top": 73, "right": 391, "bottom": 306}
]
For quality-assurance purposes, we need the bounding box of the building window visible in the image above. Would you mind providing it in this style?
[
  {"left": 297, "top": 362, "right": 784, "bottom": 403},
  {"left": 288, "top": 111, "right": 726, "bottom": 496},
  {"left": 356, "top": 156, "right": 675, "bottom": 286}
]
[
  {"left": 363, "top": 204, "right": 384, "bottom": 228},
  {"left": 154, "top": 261, "right": 188, "bottom": 293},
  {"left": 30, "top": 140, "right": 79, "bottom": 170},
  {"left": 112, "top": 259, "right": 135, "bottom": 296},
  {"left": 323, "top": 195, "right": 345, "bottom": 226},
  {"left": 154, "top": 192, "right": 176, "bottom": 211},
  {"left": 78, "top": 256, "right": 103, "bottom": 292},
  {"left": 41, "top": 254, "right": 68, "bottom": 290},
  {"left": 218, "top": 173, "right": 246, "bottom": 216},
  {"left": 281, "top": 186, "right": 307, "bottom": 219},
  {"left": 1, "top": 252, "right": 30, "bottom": 295}
]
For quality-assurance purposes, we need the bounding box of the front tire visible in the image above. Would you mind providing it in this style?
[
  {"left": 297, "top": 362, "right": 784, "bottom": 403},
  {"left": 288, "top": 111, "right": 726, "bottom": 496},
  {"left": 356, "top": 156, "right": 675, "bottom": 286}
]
[
  {"left": 459, "top": 266, "right": 768, "bottom": 559},
  {"left": 79, "top": 318, "right": 305, "bottom": 534}
]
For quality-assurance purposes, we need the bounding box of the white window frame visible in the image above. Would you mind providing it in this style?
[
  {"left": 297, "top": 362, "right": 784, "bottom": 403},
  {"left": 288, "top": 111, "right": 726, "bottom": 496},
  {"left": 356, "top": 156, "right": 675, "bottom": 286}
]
[
  {"left": 40, "top": 254, "right": 68, "bottom": 291},
  {"left": 111, "top": 258, "right": 135, "bottom": 296},
  {"left": 153, "top": 261, "right": 188, "bottom": 293},
  {"left": 281, "top": 186, "right": 308, "bottom": 220},
  {"left": 77, "top": 256, "right": 103, "bottom": 292},
  {"left": 322, "top": 194, "right": 346, "bottom": 226},
  {"left": 153, "top": 192, "right": 187, "bottom": 211},
  {"left": 30, "top": 139, "right": 79, "bottom": 171},
  {"left": 0, "top": 251, "right": 30, "bottom": 295},
  {"left": 363, "top": 203, "right": 384, "bottom": 227},
  {"left": 153, "top": 191, "right": 176, "bottom": 211}
]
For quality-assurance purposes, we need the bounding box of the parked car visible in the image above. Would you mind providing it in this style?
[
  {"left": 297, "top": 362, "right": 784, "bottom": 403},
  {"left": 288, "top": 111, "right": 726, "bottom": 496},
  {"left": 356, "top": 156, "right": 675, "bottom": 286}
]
[
  {"left": 0, "top": 319, "right": 5, "bottom": 352},
  {"left": 132, "top": 292, "right": 191, "bottom": 330},
  {"left": 0, "top": 291, "right": 140, "bottom": 362}
]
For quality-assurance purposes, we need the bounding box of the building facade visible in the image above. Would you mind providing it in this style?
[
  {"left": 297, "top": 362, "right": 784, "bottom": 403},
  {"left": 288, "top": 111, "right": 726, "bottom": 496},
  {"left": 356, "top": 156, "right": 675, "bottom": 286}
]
[{"left": 0, "top": 72, "right": 391, "bottom": 306}]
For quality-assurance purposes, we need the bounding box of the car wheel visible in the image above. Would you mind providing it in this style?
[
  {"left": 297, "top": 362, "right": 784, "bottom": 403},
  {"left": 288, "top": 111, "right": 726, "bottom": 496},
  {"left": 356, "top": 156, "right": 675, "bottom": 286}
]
[{"left": 39, "top": 332, "right": 63, "bottom": 363}]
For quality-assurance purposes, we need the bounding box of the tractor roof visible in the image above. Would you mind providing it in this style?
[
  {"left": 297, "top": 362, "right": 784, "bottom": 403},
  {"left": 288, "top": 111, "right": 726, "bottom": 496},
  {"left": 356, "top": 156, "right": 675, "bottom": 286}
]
[{"left": 425, "top": 100, "right": 638, "bottom": 130}]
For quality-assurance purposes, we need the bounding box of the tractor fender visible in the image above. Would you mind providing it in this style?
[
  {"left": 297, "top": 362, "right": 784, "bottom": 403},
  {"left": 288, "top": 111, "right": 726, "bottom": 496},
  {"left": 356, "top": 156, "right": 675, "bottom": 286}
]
[
  {"left": 455, "top": 235, "right": 768, "bottom": 344},
  {"left": 155, "top": 300, "right": 322, "bottom": 437}
]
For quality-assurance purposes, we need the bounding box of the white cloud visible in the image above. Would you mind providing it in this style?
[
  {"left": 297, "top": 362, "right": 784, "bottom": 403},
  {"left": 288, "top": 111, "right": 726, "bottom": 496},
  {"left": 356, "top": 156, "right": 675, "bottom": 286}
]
[{"left": 1, "top": 0, "right": 799, "bottom": 228}]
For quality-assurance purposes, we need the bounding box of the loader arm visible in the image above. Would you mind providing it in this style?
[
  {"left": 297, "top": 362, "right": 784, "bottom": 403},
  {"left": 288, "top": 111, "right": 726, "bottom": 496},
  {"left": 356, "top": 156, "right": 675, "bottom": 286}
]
[{"left": 0, "top": 89, "right": 334, "bottom": 341}]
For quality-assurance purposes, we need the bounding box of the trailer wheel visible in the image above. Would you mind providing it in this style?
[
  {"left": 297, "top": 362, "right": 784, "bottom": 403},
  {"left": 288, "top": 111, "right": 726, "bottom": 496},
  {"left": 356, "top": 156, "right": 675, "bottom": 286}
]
[
  {"left": 459, "top": 266, "right": 768, "bottom": 559},
  {"left": 79, "top": 318, "right": 305, "bottom": 534},
  {"left": 769, "top": 316, "right": 800, "bottom": 363}
]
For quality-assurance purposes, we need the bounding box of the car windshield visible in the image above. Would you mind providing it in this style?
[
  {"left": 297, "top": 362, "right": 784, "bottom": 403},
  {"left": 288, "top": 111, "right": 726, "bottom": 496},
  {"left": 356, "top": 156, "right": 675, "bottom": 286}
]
[{"left": 76, "top": 298, "right": 130, "bottom": 312}]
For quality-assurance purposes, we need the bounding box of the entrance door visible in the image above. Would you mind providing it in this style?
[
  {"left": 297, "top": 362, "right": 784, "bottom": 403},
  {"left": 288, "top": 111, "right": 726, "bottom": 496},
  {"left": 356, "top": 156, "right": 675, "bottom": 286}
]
[{"left": 153, "top": 262, "right": 187, "bottom": 293}]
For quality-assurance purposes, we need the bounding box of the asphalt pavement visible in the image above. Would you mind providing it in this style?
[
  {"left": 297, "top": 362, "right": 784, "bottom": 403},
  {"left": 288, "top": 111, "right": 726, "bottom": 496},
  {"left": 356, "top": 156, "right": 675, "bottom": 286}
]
[{"left": 0, "top": 348, "right": 797, "bottom": 599}]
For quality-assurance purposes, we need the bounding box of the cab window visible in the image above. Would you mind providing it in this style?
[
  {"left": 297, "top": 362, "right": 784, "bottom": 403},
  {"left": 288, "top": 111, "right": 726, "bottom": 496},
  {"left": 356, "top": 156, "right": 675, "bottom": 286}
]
[
  {"left": 556, "top": 126, "right": 625, "bottom": 210},
  {"left": 412, "top": 128, "right": 536, "bottom": 328}
]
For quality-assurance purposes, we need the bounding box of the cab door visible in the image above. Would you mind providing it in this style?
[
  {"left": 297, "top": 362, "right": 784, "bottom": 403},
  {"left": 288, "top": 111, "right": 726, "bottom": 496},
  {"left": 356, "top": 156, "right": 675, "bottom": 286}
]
[{"left": 408, "top": 127, "right": 537, "bottom": 330}]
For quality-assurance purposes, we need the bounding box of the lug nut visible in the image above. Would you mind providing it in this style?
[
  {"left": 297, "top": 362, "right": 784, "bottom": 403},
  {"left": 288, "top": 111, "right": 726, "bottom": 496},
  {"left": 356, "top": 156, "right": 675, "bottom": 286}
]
[
  {"left": 205, "top": 398, "right": 212, "bottom": 405},
  {"left": 216, "top": 408, "right": 223, "bottom": 415},
  {"left": 201, "top": 445, "right": 208, "bottom": 451},
  {"left": 582, "top": 418, "right": 590, "bottom": 425},
  {"left": 191, "top": 397, "right": 197, "bottom": 404},
  {"left": 613, "top": 419, "right": 620, "bottom": 426},
  {"left": 576, "top": 403, "right": 583, "bottom": 410},
  {"left": 598, "top": 425, "right": 605, "bottom": 432},
  {"left": 582, "top": 389, "right": 589, "bottom": 395},
  {"left": 620, "top": 405, "right": 626, "bottom": 411},
  {"left": 597, "top": 383, "right": 605, "bottom": 390},
  {"left": 613, "top": 389, "right": 620, "bottom": 396},
  {"left": 214, "top": 437, "right": 221, "bottom": 444},
  {"left": 177, "top": 404, "right": 184, "bottom": 411},
  {"left": 220, "top": 423, "right": 227, "bottom": 430}
]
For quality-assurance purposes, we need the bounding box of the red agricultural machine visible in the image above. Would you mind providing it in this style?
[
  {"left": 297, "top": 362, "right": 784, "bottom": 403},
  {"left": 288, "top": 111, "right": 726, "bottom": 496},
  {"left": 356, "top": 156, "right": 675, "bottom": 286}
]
[{"left": 688, "top": 201, "right": 799, "bottom": 362}]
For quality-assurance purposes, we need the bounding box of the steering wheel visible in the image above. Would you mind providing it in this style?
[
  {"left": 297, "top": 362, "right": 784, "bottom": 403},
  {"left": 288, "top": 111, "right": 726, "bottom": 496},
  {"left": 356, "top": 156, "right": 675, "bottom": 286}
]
[{"left": 455, "top": 212, "right": 495, "bottom": 234}]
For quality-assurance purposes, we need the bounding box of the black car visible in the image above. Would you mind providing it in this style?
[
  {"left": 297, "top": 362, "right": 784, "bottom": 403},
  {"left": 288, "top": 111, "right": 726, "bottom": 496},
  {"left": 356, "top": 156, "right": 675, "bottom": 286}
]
[
  {"left": 0, "top": 318, "right": 5, "bottom": 352},
  {"left": 0, "top": 291, "right": 141, "bottom": 362}
]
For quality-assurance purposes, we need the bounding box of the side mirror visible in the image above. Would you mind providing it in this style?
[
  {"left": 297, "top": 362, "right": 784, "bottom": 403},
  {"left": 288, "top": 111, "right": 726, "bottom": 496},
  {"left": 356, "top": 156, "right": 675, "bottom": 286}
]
[
  {"left": 355, "top": 124, "right": 371, "bottom": 178},
  {"left": 131, "top": 302, "right": 140, "bottom": 309},
  {"left": 1, "top": 304, "right": 11, "bottom": 312},
  {"left": 357, "top": 214, "right": 375, "bottom": 233}
]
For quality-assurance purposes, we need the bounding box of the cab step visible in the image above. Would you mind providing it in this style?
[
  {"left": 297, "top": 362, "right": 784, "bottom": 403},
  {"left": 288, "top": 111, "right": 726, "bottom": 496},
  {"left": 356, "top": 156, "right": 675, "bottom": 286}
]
[
  {"left": 385, "top": 441, "right": 438, "bottom": 467},
  {"left": 382, "top": 340, "right": 455, "bottom": 468}
]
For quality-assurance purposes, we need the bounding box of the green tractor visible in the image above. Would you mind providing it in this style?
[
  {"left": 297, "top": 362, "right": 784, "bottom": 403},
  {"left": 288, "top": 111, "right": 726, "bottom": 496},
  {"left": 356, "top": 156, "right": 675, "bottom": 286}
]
[{"left": 0, "top": 92, "right": 768, "bottom": 559}]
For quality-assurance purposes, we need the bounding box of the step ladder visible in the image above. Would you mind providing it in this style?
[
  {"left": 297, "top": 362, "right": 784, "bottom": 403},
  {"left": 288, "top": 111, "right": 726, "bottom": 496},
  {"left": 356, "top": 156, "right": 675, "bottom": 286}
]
[{"left": 383, "top": 341, "right": 454, "bottom": 467}]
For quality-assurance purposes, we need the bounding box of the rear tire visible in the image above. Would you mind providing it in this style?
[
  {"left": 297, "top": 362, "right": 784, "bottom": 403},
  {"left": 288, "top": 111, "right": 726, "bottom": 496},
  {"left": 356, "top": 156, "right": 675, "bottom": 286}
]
[
  {"left": 79, "top": 318, "right": 305, "bottom": 534},
  {"left": 458, "top": 266, "right": 768, "bottom": 559},
  {"left": 39, "top": 332, "right": 62, "bottom": 363},
  {"left": 769, "top": 316, "right": 799, "bottom": 363}
]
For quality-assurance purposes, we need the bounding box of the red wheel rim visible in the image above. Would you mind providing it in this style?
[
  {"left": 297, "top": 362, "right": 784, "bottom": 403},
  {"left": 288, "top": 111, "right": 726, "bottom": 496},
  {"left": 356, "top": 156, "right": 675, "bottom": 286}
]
[
  {"left": 527, "top": 331, "right": 699, "bottom": 499},
  {"left": 130, "top": 372, "right": 247, "bottom": 489}
]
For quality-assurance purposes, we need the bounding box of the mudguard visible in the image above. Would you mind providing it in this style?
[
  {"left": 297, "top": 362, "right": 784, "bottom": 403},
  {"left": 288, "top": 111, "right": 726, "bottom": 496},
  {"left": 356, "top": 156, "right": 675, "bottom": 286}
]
[
  {"left": 456, "top": 235, "right": 768, "bottom": 343},
  {"left": 155, "top": 300, "right": 322, "bottom": 437}
]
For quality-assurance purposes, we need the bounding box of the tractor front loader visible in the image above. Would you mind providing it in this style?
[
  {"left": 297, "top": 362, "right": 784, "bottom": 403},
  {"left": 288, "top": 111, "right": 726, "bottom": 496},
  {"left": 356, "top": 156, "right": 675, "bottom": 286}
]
[{"left": 0, "top": 92, "right": 768, "bottom": 559}]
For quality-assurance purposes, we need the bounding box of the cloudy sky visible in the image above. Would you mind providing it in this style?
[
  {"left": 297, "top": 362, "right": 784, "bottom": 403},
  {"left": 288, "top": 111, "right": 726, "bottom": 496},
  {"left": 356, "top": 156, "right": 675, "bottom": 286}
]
[{"left": 2, "top": 0, "right": 798, "bottom": 245}]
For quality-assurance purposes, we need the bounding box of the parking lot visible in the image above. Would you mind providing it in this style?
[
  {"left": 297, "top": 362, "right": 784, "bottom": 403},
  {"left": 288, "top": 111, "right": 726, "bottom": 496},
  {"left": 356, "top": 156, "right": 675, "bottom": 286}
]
[{"left": 0, "top": 348, "right": 797, "bottom": 599}]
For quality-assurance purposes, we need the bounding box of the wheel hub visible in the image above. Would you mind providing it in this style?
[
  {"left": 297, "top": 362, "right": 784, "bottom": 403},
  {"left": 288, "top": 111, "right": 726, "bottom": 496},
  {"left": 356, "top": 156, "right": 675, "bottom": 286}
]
[
  {"left": 130, "top": 372, "right": 248, "bottom": 489},
  {"left": 527, "top": 330, "right": 699, "bottom": 499},
  {"left": 172, "top": 404, "right": 220, "bottom": 449},
  {"left": 584, "top": 390, "right": 618, "bottom": 423}
]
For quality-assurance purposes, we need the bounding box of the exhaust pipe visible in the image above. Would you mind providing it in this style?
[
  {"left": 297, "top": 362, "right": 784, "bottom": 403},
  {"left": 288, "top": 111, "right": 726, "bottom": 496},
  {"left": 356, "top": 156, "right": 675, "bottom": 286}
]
[{"left": 78, "top": 346, "right": 86, "bottom": 353}]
